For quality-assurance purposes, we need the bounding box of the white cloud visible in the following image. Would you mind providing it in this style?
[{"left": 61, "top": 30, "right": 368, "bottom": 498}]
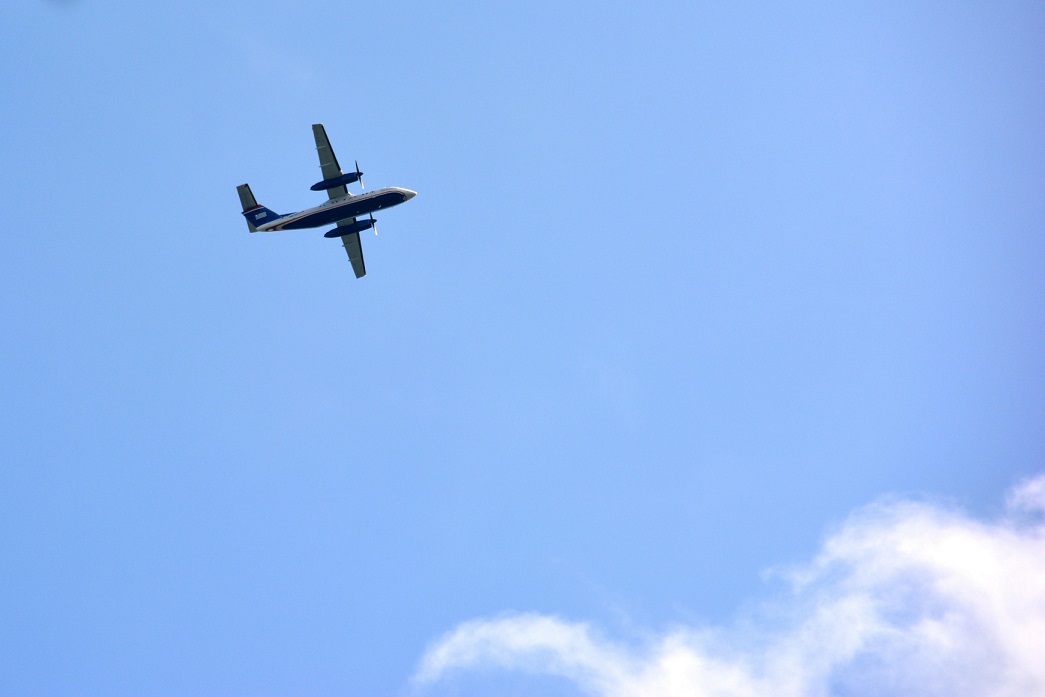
[{"left": 415, "top": 475, "right": 1045, "bottom": 697}]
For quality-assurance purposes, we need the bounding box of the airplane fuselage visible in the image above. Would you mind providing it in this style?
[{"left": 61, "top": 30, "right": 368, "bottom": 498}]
[{"left": 251, "top": 186, "right": 416, "bottom": 232}]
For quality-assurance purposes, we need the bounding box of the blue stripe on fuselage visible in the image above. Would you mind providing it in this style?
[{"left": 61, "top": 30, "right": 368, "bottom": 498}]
[{"left": 278, "top": 191, "right": 409, "bottom": 230}]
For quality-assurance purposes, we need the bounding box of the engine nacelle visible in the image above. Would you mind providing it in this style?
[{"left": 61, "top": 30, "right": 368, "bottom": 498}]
[
  {"left": 323, "top": 218, "right": 376, "bottom": 238},
  {"left": 310, "top": 171, "right": 362, "bottom": 191}
]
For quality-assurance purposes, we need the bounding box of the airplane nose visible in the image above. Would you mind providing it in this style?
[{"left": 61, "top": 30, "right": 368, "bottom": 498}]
[{"left": 403, "top": 189, "right": 417, "bottom": 200}]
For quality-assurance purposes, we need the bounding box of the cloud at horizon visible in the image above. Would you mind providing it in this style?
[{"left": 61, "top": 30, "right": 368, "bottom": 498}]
[{"left": 416, "top": 475, "right": 1045, "bottom": 697}]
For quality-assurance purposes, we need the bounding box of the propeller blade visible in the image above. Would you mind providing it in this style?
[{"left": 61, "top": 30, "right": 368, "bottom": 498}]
[
  {"left": 370, "top": 212, "right": 378, "bottom": 236},
  {"left": 355, "top": 160, "right": 364, "bottom": 190}
]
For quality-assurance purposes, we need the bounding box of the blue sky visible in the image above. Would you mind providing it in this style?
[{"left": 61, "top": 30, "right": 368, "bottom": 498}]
[{"left": 1, "top": 2, "right": 1043, "bottom": 695}]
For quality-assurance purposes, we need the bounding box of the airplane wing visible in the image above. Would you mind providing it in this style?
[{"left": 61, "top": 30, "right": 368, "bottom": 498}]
[
  {"left": 338, "top": 218, "right": 366, "bottom": 279},
  {"left": 312, "top": 124, "right": 348, "bottom": 200}
]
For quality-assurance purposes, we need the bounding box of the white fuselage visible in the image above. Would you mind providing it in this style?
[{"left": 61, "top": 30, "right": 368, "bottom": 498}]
[{"left": 256, "top": 187, "right": 416, "bottom": 232}]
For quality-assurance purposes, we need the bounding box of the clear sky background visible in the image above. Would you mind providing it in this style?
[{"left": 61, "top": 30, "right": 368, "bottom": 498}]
[{"left": 1, "top": 2, "right": 1043, "bottom": 696}]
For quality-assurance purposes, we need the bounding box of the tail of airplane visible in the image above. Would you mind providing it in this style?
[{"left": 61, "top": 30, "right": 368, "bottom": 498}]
[{"left": 236, "top": 183, "right": 281, "bottom": 232}]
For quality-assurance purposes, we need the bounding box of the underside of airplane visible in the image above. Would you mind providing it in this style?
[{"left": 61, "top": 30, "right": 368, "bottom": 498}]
[{"left": 236, "top": 124, "right": 416, "bottom": 278}]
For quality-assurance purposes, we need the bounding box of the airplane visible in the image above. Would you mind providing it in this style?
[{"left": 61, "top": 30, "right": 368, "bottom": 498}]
[{"left": 236, "top": 124, "right": 416, "bottom": 278}]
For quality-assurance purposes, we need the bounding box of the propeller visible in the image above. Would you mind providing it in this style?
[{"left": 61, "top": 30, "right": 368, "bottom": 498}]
[
  {"left": 370, "top": 212, "right": 378, "bottom": 236},
  {"left": 355, "top": 160, "right": 365, "bottom": 191}
]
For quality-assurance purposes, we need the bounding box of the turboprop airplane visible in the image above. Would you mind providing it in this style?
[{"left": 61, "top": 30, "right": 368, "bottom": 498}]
[{"left": 236, "top": 124, "right": 416, "bottom": 278}]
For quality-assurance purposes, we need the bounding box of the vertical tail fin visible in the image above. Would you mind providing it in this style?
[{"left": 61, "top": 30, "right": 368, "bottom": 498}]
[{"left": 236, "top": 183, "right": 281, "bottom": 232}]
